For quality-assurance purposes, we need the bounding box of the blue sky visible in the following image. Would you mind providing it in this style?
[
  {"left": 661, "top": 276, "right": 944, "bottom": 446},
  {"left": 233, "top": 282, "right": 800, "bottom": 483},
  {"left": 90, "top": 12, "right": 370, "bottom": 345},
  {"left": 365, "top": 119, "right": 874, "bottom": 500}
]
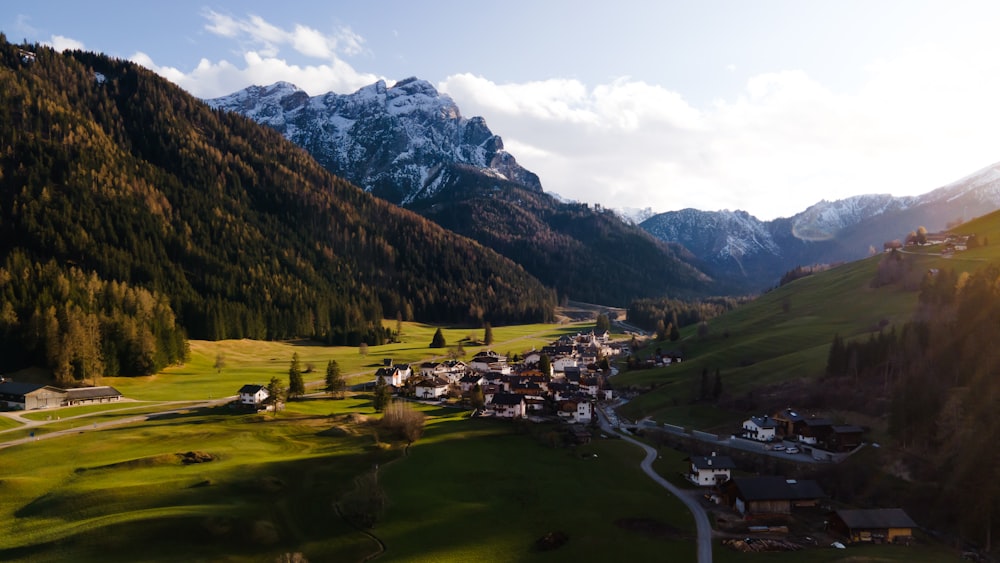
[{"left": 7, "top": 1, "right": 1000, "bottom": 220}]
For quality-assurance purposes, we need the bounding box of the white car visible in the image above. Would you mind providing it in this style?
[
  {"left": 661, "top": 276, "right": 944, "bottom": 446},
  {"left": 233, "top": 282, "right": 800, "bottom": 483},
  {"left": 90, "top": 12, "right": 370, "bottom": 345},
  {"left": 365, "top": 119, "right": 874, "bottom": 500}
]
[
  {"left": 771, "top": 444, "right": 785, "bottom": 451},
  {"left": 785, "top": 447, "right": 800, "bottom": 454}
]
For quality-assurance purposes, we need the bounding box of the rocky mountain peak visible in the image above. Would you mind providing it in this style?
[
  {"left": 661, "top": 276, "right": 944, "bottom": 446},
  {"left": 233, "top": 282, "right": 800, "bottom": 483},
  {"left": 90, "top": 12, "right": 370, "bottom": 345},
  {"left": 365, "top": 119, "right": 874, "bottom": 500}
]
[{"left": 207, "top": 77, "right": 540, "bottom": 204}]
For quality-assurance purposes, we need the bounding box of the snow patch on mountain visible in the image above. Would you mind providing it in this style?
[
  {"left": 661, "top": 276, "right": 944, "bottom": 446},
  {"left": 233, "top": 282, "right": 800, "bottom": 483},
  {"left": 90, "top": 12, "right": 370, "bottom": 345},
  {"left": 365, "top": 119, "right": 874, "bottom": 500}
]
[
  {"left": 206, "top": 78, "right": 542, "bottom": 204},
  {"left": 790, "top": 194, "right": 913, "bottom": 241}
]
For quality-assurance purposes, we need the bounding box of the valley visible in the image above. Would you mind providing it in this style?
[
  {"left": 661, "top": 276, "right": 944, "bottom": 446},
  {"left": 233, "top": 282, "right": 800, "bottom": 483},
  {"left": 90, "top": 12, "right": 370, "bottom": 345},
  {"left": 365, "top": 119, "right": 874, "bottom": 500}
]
[{"left": 5, "top": 35, "right": 1000, "bottom": 562}]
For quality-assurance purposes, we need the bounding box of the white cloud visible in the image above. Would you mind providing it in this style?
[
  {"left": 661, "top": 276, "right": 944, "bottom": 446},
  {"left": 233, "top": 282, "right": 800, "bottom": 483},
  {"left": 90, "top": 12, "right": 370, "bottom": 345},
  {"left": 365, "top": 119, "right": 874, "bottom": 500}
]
[
  {"left": 45, "top": 34, "right": 85, "bottom": 52},
  {"left": 440, "top": 38, "right": 1000, "bottom": 221},
  {"left": 129, "top": 12, "right": 380, "bottom": 99}
]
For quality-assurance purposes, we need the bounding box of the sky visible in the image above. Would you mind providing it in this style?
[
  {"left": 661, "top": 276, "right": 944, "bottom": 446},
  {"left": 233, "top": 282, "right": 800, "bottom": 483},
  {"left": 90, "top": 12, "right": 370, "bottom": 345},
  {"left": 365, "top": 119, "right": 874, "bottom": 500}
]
[{"left": 7, "top": 1, "right": 1000, "bottom": 220}]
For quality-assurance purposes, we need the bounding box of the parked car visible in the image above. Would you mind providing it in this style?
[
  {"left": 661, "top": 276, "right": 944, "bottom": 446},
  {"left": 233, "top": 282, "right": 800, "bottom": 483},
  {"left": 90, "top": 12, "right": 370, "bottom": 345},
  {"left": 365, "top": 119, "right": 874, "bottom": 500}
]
[
  {"left": 785, "top": 447, "right": 800, "bottom": 454},
  {"left": 771, "top": 444, "right": 785, "bottom": 451}
]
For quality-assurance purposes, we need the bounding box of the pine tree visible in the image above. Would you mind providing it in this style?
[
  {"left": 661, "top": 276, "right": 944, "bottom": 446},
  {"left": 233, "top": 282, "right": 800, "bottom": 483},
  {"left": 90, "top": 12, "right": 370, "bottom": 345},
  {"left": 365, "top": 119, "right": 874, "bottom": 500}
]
[
  {"left": 539, "top": 354, "right": 552, "bottom": 376},
  {"left": 266, "top": 376, "right": 286, "bottom": 413},
  {"left": 288, "top": 352, "right": 305, "bottom": 398},
  {"left": 713, "top": 369, "right": 723, "bottom": 400},
  {"left": 470, "top": 383, "right": 485, "bottom": 410},
  {"left": 483, "top": 322, "right": 494, "bottom": 345},
  {"left": 595, "top": 313, "right": 610, "bottom": 334},
  {"left": 326, "top": 359, "right": 346, "bottom": 398},
  {"left": 430, "top": 328, "right": 446, "bottom": 348},
  {"left": 373, "top": 375, "right": 391, "bottom": 412}
]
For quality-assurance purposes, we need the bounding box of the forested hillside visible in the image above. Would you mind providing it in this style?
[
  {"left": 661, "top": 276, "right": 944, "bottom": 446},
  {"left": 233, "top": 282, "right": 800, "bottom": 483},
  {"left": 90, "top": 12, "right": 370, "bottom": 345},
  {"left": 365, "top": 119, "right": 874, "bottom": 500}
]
[
  {"left": 0, "top": 38, "right": 555, "bottom": 375},
  {"left": 407, "top": 166, "right": 718, "bottom": 305}
]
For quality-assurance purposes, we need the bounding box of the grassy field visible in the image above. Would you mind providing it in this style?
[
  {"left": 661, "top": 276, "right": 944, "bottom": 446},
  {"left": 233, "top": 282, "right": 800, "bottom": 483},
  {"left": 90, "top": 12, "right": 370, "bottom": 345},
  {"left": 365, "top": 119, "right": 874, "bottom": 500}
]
[
  {"left": 103, "top": 321, "right": 586, "bottom": 402},
  {"left": 0, "top": 317, "right": 708, "bottom": 562},
  {"left": 614, "top": 252, "right": 950, "bottom": 429}
]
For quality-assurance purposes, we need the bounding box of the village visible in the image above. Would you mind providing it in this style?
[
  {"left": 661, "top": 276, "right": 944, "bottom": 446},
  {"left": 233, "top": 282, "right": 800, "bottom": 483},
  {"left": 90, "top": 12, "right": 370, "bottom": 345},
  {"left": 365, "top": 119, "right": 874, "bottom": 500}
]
[{"left": 0, "top": 326, "right": 922, "bottom": 554}]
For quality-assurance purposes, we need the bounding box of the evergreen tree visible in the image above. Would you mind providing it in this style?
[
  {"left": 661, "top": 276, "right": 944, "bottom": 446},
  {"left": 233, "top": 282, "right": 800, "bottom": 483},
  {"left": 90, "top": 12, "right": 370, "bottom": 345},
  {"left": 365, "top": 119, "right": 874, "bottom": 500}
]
[
  {"left": 669, "top": 322, "right": 681, "bottom": 342},
  {"left": 483, "top": 322, "right": 494, "bottom": 346},
  {"left": 430, "top": 328, "right": 446, "bottom": 348},
  {"left": 470, "top": 383, "right": 485, "bottom": 410},
  {"left": 325, "top": 359, "right": 346, "bottom": 398},
  {"left": 700, "top": 368, "right": 710, "bottom": 401},
  {"left": 266, "top": 376, "right": 286, "bottom": 413},
  {"left": 373, "top": 375, "right": 391, "bottom": 412},
  {"left": 288, "top": 352, "right": 305, "bottom": 398},
  {"left": 595, "top": 313, "right": 610, "bottom": 334},
  {"left": 538, "top": 353, "right": 552, "bottom": 376},
  {"left": 655, "top": 319, "right": 667, "bottom": 341},
  {"left": 713, "top": 369, "right": 723, "bottom": 400}
]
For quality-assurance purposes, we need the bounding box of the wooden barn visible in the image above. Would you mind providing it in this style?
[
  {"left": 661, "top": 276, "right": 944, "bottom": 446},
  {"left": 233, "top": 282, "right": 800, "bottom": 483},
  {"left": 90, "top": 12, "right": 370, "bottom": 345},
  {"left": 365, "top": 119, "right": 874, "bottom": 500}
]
[{"left": 830, "top": 508, "right": 917, "bottom": 544}]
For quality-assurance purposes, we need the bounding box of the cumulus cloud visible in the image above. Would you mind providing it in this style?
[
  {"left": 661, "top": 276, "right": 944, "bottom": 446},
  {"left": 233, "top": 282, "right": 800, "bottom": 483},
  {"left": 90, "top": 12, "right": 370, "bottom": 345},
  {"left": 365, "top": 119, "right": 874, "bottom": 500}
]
[
  {"left": 129, "top": 12, "right": 381, "bottom": 99},
  {"left": 440, "top": 40, "right": 1000, "bottom": 220},
  {"left": 45, "top": 34, "right": 85, "bottom": 52}
]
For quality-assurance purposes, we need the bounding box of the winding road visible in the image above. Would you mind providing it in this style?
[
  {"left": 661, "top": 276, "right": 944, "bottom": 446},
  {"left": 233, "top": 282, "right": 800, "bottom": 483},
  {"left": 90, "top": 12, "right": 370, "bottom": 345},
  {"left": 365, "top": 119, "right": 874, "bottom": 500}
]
[{"left": 598, "top": 406, "right": 712, "bottom": 563}]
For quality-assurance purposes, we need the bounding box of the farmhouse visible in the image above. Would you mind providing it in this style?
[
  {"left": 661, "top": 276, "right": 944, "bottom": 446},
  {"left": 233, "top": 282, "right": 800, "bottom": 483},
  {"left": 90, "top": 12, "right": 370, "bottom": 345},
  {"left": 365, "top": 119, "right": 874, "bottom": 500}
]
[
  {"left": 414, "top": 377, "right": 449, "bottom": 399},
  {"left": 687, "top": 453, "right": 737, "bottom": 486},
  {"left": 556, "top": 398, "right": 592, "bottom": 424},
  {"left": 830, "top": 508, "right": 917, "bottom": 544},
  {"left": 742, "top": 415, "right": 777, "bottom": 442},
  {"left": 727, "top": 476, "right": 825, "bottom": 518},
  {"left": 0, "top": 381, "right": 67, "bottom": 410},
  {"left": 63, "top": 386, "right": 123, "bottom": 406},
  {"left": 489, "top": 393, "right": 526, "bottom": 418},
  {"left": 238, "top": 384, "right": 269, "bottom": 408}
]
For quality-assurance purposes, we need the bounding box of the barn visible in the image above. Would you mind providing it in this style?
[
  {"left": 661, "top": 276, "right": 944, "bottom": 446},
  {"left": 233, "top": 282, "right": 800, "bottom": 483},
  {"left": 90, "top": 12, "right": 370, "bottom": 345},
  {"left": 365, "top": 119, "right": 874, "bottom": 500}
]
[{"left": 0, "top": 381, "right": 67, "bottom": 410}]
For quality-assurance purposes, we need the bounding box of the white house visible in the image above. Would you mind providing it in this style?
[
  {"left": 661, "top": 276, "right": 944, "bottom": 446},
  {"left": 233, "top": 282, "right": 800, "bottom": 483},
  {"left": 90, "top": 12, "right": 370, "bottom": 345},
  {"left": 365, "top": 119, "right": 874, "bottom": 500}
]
[
  {"left": 375, "top": 367, "right": 403, "bottom": 387},
  {"left": 414, "top": 377, "right": 450, "bottom": 399},
  {"left": 458, "top": 373, "right": 485, "bottom": 393},
  {"left": 552, "top": 356, "right": 579, "bottom": 373},
  {"left": 687, "top": 453, "right": 737, "bottom": 486},
  {"left": 557, "top": 398, "right": 593, "bottom": 424},
  {"left": 490, "top": 393, "right": 526, "bottom": 418},
  {"left": 238, "top": 384, "right": 269, "bottom": 408},
  {"left": 742, "top": 415, "right": 778, "bottom": 442}
]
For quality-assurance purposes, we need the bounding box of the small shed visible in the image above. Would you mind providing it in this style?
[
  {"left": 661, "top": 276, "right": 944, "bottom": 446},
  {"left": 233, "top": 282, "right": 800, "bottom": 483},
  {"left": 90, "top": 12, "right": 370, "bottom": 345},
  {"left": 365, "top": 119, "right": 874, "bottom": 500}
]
[{"left": 831, "top": 508, "right": 917, "bottom": 544}]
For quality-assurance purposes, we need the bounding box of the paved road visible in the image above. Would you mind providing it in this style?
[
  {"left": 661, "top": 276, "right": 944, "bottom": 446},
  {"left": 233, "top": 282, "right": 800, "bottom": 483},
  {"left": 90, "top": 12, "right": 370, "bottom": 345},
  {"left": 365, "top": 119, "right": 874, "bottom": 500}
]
[
  {"left": 0, "top": 397, "right": 236, "bottom": 450},
  {"left": 598, "top": 406, "right": 712, "bottom": 563}
]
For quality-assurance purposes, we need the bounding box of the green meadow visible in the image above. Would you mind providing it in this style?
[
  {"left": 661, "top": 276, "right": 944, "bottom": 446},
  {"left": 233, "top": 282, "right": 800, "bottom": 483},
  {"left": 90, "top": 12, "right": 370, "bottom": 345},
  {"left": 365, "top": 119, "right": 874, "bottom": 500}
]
[
  {"left": 613, "top": 241, "right": 992, "bottom": 430},
  {"left": 0, "top": 320, "right": 704, "bottom": 562}
]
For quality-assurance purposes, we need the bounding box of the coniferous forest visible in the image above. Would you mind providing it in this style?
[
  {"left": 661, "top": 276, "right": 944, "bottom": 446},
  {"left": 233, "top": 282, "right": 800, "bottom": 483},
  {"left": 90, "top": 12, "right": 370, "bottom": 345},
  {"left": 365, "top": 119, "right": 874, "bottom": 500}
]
[{"left": 0, "top": 37, "right": 555, "bottom": 377}]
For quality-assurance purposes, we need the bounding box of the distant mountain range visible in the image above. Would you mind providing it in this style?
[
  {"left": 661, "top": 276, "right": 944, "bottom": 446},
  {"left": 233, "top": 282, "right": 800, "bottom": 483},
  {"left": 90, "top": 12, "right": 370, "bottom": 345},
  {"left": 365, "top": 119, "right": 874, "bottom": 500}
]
[
  {"left": 210, "top": 79, "right": 1000, "bottom": 296},
  {"left": 208, "top": 80, "right": 719, "bottom": 303},
  {"left": 641, "top": 162, "right": 1000, "bottom": 290}
]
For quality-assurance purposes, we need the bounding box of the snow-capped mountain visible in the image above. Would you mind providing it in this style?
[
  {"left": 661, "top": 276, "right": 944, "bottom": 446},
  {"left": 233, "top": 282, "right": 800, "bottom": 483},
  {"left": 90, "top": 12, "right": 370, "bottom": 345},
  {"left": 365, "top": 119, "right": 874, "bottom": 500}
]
[
  {"left": 642, "top": 161, "right": 1000, "bottom": 291},
  {"left": 206, "top": 78, "right": 541, "bottom": 205}
]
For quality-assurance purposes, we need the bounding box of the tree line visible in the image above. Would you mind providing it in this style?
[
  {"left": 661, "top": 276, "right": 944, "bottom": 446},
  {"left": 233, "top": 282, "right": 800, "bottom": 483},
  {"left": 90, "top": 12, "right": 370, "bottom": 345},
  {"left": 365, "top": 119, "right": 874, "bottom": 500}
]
[
  {"left": 824, "top": 264, "right": 1000, "bottom": 549},
  {"left": 626, "top": 296, "right": 750, "bottom": 333}
]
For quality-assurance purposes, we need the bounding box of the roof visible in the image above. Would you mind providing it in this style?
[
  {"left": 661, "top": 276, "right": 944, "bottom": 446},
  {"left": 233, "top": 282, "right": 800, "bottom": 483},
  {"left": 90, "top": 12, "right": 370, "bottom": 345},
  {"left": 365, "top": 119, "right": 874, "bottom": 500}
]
[
  {"left": 802, "top": 418, "right": 834, "bottom": 427},
  {"left": 831, "top": 425, "right": 864, "bottom": 433},
  {"left": 64, "top": 386, "right": 122, "bottom": 400},
  {"left": 238, "top": 384, "right": 267, "bottom": 395},
  {"left": 776, "top": 408, "right": 805, "bottom": 422},
  {"left": 491, "top": 393, "right": 525, "bottom": 406},
  {"left": 835, "top": 508, "right": 917, "bottom": 530},
  {"left": 690, "top": 455, "right": 737, "bottom": 471},
  {"left": 0, "top": 381, "right": 63, "bottom": 397},
  {"left": 415, "top": 377, "right": 448, "bottom": 388},
  {"left": 749, "top": 415, "right": 777, "bottom": 429},
  {"left": 732, "top": 477, "right": 825, "bottom": 501}
]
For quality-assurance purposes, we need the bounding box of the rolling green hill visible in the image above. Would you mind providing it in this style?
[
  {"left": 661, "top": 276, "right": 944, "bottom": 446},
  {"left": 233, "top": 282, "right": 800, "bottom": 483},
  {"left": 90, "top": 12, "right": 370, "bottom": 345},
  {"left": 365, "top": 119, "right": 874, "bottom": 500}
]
[{"left": 617, "top": 206, "right": 1000, "bottom": 427}]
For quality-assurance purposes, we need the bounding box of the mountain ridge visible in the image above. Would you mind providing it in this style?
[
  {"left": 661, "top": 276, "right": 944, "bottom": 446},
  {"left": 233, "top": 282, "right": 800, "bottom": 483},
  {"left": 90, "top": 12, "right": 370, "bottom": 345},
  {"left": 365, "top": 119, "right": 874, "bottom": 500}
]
[
  {"left": 641, "top": 161, "right": 1000, "bottom": 290},
  {"left": 210, "top": 79, "right": 720, "bottom": 303}
]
